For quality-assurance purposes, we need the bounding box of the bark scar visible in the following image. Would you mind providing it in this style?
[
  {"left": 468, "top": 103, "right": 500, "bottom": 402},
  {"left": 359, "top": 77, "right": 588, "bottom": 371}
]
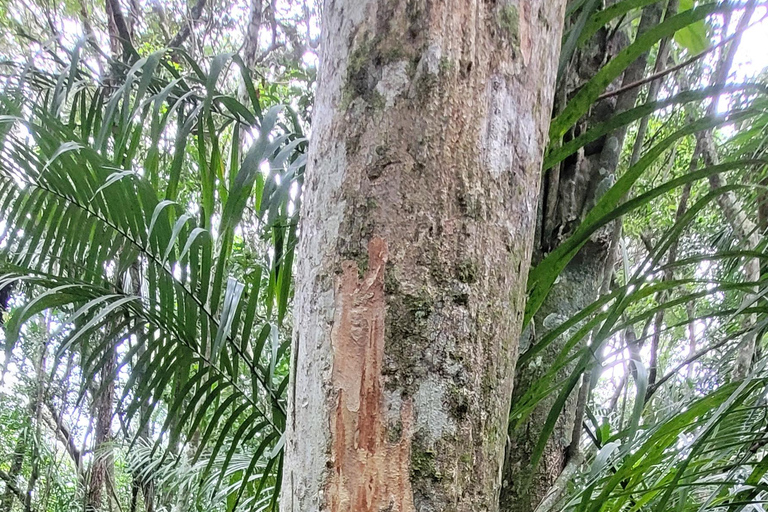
[{"left": 328, "top": 236, "right": 414, "bottom": 512}]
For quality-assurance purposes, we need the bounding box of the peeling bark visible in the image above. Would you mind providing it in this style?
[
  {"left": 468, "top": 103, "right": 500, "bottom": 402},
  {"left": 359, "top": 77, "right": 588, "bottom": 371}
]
[
  {"left": 328, "top": 237, "right": 414, "bottom": 512},
  {"left": 282, "top": 0, "right": 566, "bottom": 510}
]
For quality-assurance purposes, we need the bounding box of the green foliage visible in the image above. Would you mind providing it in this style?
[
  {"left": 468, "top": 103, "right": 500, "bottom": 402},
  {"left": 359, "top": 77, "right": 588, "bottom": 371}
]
[
  {"left": 675, "top": 0, "right": 710, "bottom": 54},
  {"left": 513, "top": 1, "right": 768, "bottom": 511},
  {"left": 0, "top": 47, "right": 305, "bottom": 510}
]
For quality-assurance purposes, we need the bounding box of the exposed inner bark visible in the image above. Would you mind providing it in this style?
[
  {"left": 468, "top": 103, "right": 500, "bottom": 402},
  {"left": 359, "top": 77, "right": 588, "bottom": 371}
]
[{"left": 328, "top": 237, "right": 414, "bottom": 512}]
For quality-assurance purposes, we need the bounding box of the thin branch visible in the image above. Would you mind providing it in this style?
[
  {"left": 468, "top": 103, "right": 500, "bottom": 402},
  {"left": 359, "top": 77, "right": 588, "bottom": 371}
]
[
  {"left": 647, "top": 181, "right": 691, "bottom": 390},
  {"left": 702, "top": 0, "right": 761, "bottom": 381},
  {"left": 597, "top": 8, "right": 768, "bottom": 102},
  {"left": 646, "top": 335, "right": 733, "bottom": 398},
  {"left": 42, "top": 401, "right": 83, "bottom": 472}
]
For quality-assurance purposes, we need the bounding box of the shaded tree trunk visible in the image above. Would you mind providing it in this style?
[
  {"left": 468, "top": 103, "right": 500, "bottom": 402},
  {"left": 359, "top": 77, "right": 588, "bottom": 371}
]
[
  {"left": 86, "top": 346, "right": 116, "bottom": 511},
  {"left": 0, "top": 429, "right": 27, "bottom": 511},
  {"left": 282, "top": 0, "right": 566, "bottom": 510},
  {"left": 500, "top": 3, "right": 664, "bottom": 511},
  {"left": 242, "top": 0, "right": 262, "bottom": 68},
  {"left": 105, "top": 0, "right": 137, "bottom": 60}
]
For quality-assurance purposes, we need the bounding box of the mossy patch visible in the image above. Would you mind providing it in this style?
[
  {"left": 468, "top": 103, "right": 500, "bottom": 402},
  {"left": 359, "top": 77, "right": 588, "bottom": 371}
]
[
  {"left": 387, "top": 419, "right": 403, "bottom": 443},
  {"left": 448, "top": 385, "right": 470, "bottom": 421},
  {"left": 439, "top": 57, "right": 453, "bottom": 74},
  {"left": 342, "top": 34, "right": 413, "bottom": 109},
  {"left": 414, "top": 68, "right": 440, "bottom": 98},
  {"left": 451, "top": 291, "right": 469, "bottom": 306},
  {"left": 384, "top": 291, "right": 434, "bottom": 393},
  {"left": 355, "top": 254, "right": 369, "bottom": 278},
  {"left": 498, "top": 5, "right": 520, "bottom": 46},
  {"left": 337, "top": 196, "right": 378, "bottom": 277},
  {"left": 411, "top": 447, "right": 441, "bottom": 481},
  {"left": 456, "top": 260, "right": 478, "bottom": 284},
  {"left": 384, "top": 262, "right": 400, "bottom": 295},
  {"left": 404, "top": 293, "right": 433, "bottom": 319},
  {"left": 456, "top": 189, "right": 482, "bottom": 219},
  {"left": 345, "top": 39, "right": 376, "bottom": 103}
]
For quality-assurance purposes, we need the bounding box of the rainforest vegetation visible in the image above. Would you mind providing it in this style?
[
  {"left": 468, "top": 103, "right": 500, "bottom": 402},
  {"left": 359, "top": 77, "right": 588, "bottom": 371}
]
[{"left": 1, "top": 0, "right": 768, "bottom": 511}]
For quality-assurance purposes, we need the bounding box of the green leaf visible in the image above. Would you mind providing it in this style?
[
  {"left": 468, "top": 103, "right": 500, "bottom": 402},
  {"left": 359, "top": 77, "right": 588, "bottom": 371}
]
[{"left": 674, "top": 0, "right": 710, "bottom": 54}]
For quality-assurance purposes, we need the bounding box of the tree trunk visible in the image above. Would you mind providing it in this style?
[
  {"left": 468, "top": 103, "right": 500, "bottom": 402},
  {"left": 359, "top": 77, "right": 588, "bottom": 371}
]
[
  {"left": 500, "top": 3, "right": 664, "bottom": 511},
  {"left": 1, "top": 429, "right": 27, "bottom": 511},
  {"left": 86, "top": 346, "right": 116, "bottom": 511},
  {"left": 282, "top": 1, "right": 565, "bottom": 510},
  {"left": 704, "top": 0, "right": 760, "bottom": 382},
  {"left": 242, "top": 0, "right": 262, "bottom": 68}
]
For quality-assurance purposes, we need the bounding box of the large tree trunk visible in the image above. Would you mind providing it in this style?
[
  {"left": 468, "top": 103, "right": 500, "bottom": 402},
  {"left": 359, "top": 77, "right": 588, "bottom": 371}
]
[
  {"left": 500, "top": 3, "right": 664, "bottom": 511},
  {"left": 281, "top": 1, "right": 565, "bottom": 510}
]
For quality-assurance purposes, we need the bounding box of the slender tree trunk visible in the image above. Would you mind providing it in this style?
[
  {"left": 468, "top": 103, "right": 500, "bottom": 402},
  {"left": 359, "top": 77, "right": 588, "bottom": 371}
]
[
  {"left": 242, "top": 0, "right": 262, "bottom": 68},
  {"left": 686, "top": 0, "right": 760, "bottom": 381},
  {"left": 1, "top": 430, "right": 27, "bottom": 511},
  {"left": 86, "top": 345, "right": 116, "bottom": 511},
  {"left": 282, "top": 1, "right": 565, "bottom": 510},
  {"left": 709, "top": 1, "right": 760, "bottom": 382},
  {"left": 127, "top": 262, "right": 154, "bottom": 512},
  {"left": 500, "top": 4, "right": 663, "bottom": 511}
]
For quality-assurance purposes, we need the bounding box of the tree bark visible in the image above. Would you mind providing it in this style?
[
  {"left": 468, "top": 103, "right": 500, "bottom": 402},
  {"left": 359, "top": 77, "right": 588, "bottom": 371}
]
[
  {"left": 0, "top": 430, "right": 27, "bottom": 511},
  {"left": 104, "top": 0, "right": 133, "bottom": 59},
  {"left": 242, "top": 0, "right": 262, "bottom": 68},
  {"left": 281, "top": 1, "right": 565, "bottom": 510},
  {"left": 86, "top": 345, "right": 116, "bottom": 511}
]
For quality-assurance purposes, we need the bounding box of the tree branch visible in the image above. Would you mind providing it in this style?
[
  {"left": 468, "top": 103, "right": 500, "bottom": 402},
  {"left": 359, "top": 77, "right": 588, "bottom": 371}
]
[
  {"left": 597, "top": 8, "right": 768, "bottom": 102},
  {"left": 0, "top": 470, "right": 26, "bottom": 504},
  {"left": 646, "top": 327, "right": 735, "bottom": 400},
  {"left": 167, "top": 0, "right": 207, "bottom": 48},
  {"left": 42, "top": 400, "right": 83, "bottom": 472},
  {"left": 104, "top": 0, "right": 135, "bottom": 59}
]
